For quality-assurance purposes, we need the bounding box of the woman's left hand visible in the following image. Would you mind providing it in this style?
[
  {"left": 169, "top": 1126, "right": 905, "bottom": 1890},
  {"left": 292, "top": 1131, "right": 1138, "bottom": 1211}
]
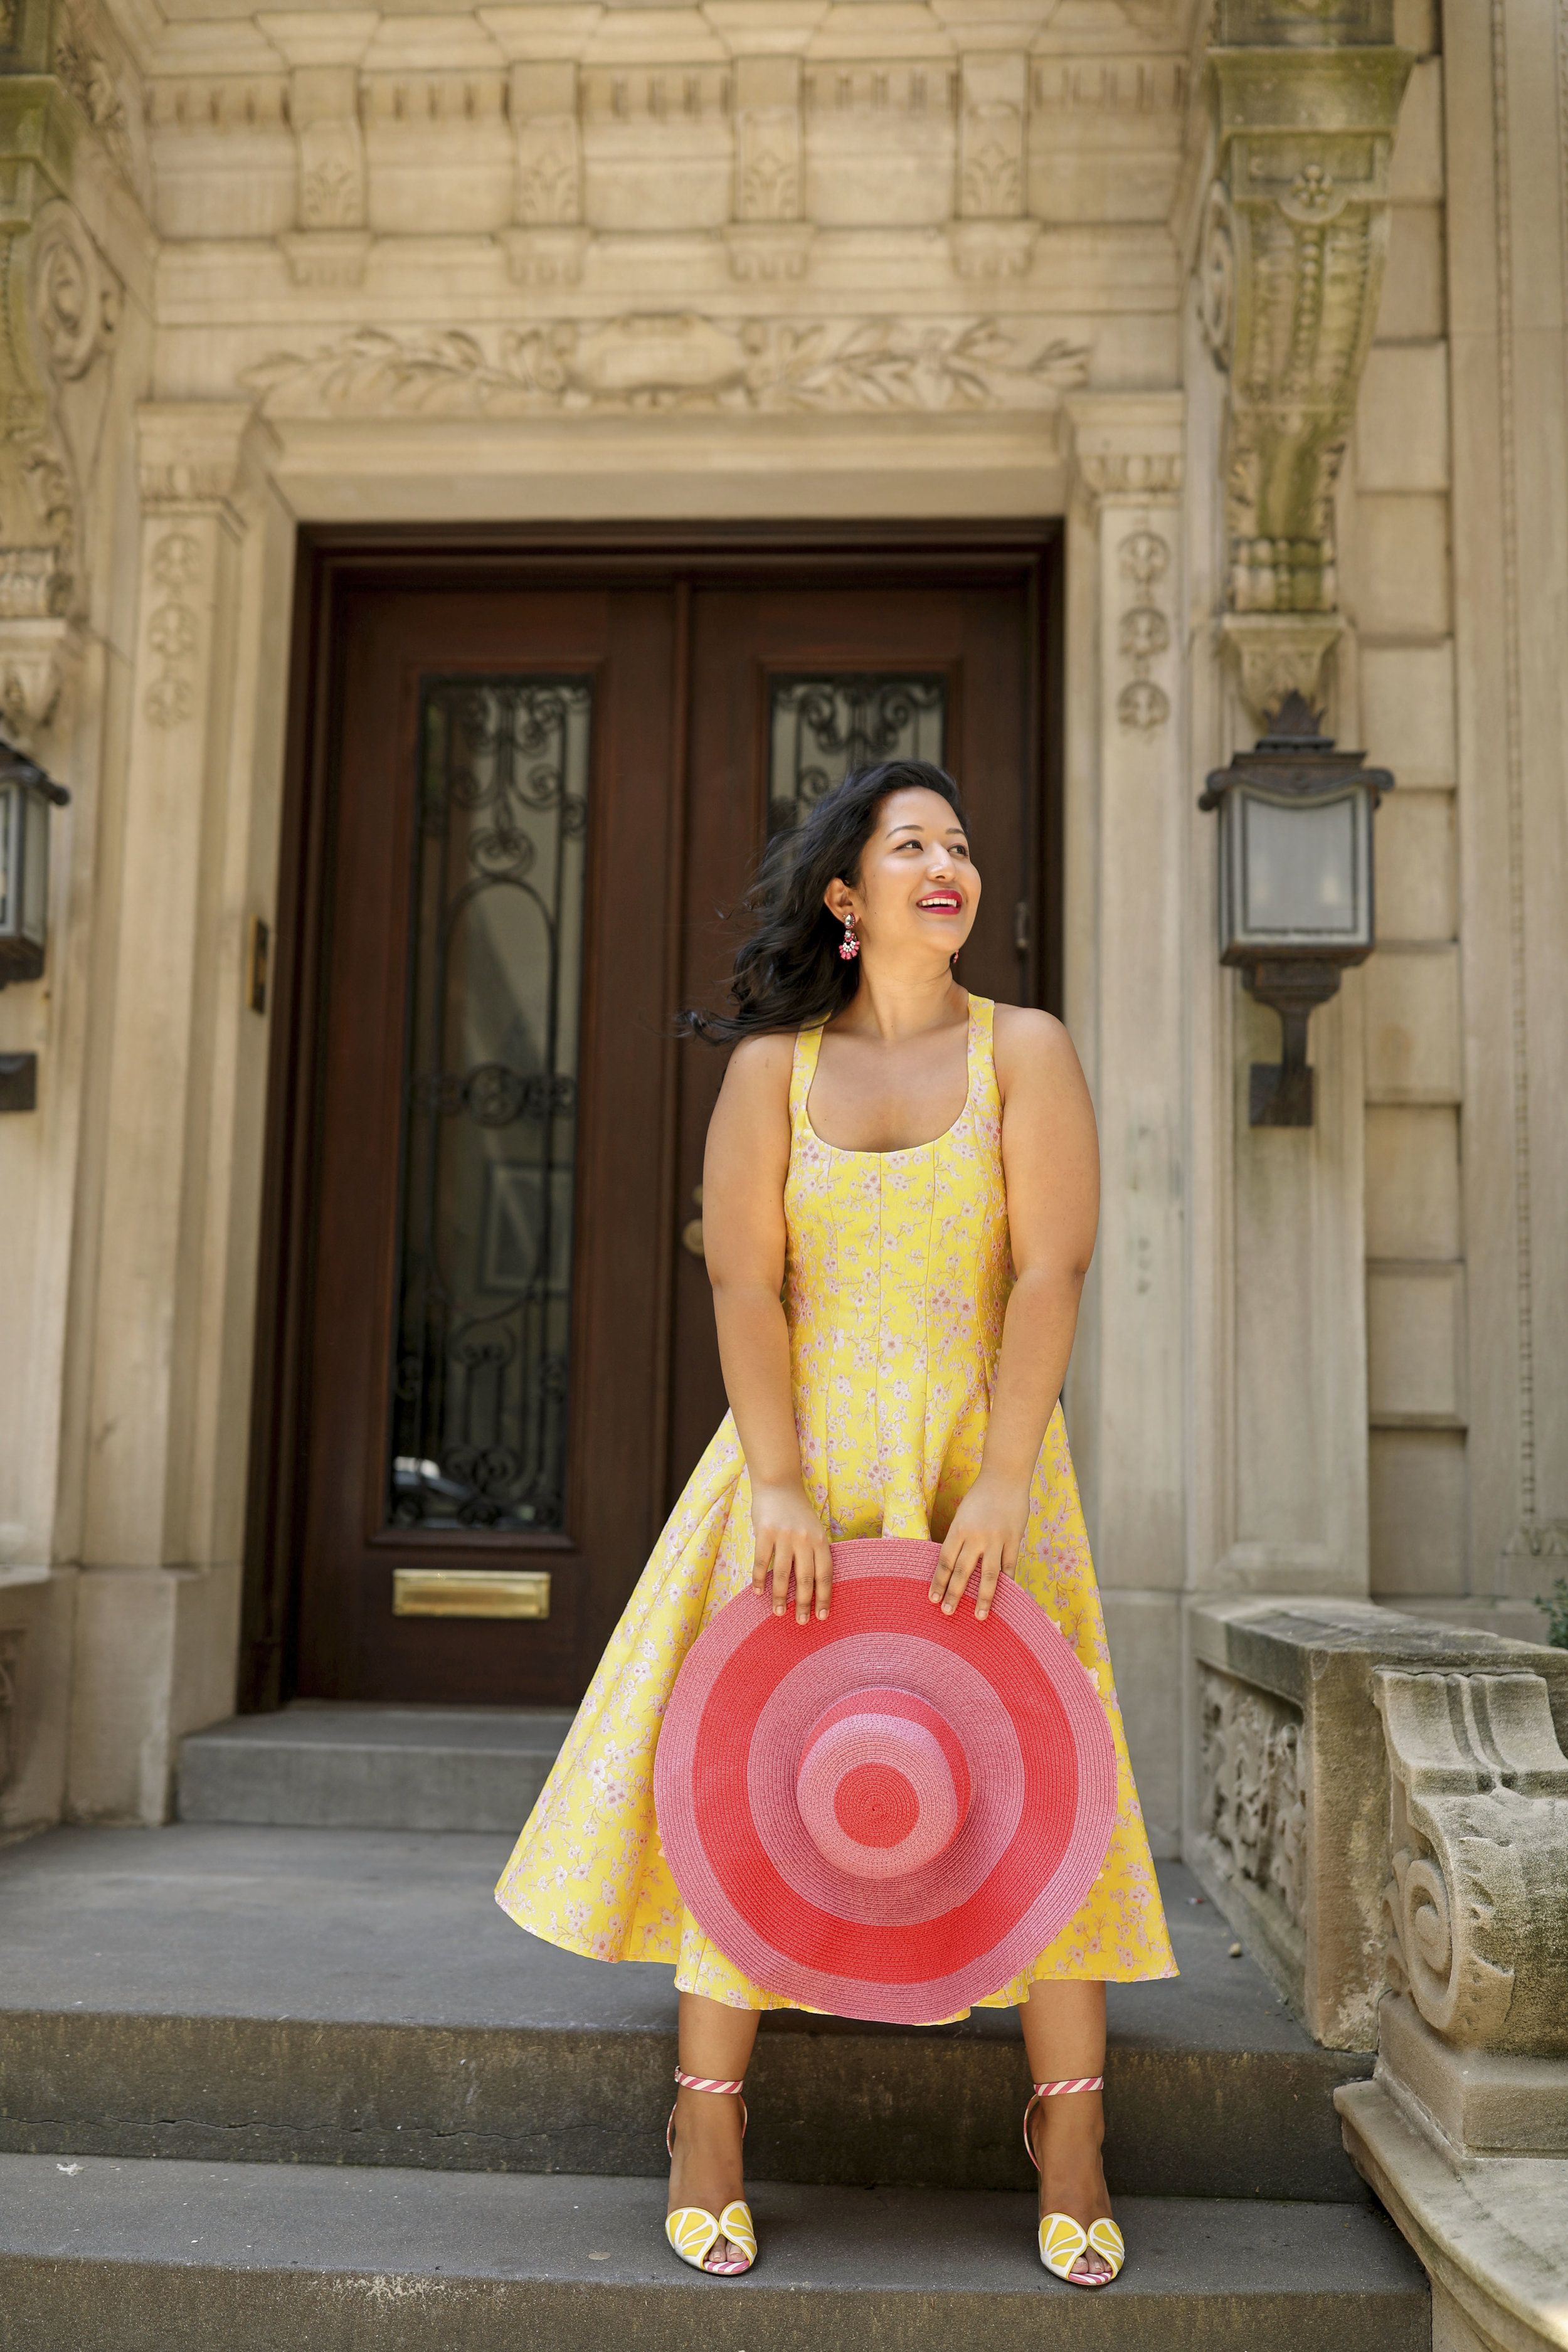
[{"left": 929, "top": 1470, "right": 1032, "bottom": 1621}]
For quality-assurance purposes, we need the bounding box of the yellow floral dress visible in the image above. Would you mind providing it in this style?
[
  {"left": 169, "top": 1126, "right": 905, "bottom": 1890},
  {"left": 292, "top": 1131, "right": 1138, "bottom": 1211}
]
[{"left": 496, "top": 997, "right": 1175, "bottom": 2007}]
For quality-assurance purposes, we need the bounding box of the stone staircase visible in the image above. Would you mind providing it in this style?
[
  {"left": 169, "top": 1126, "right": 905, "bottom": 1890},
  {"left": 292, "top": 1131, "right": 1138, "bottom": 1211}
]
[{"left": 0, "top": 1708, "right": 1431, "bottom": 2349}]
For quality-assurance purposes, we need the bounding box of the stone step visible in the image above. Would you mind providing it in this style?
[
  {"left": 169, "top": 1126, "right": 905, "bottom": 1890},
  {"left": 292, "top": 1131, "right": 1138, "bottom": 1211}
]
[
  {"left": 0, "top": 1825, "right": 1372, "bottom": 2203},
  {"left": 177, "top": 1703, "right": 576, "bottom": 1833},
  {"left": 0, "top": 2154, "right": 1428, "bottom": 2352}
]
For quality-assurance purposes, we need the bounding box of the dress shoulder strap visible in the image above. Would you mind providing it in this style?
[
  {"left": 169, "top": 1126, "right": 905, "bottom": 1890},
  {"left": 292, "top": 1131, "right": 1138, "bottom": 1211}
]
[
  {"left": 967, "top": 995, "right": 1002, "bottom": 1118},
  {"left": 790, "top": 1024, "right": 826, "bottom": 1131}
]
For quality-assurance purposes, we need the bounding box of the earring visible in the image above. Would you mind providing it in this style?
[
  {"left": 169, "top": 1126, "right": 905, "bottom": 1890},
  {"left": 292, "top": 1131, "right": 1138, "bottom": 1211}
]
[{"left": 838, "top": 911, "right": 860, "bottom": 961}]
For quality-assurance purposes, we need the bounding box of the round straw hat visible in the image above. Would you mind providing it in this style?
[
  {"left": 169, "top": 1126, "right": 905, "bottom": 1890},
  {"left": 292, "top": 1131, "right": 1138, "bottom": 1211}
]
[{"left": 654, "top": 1537, "right": 1118, "bottom": 2024}]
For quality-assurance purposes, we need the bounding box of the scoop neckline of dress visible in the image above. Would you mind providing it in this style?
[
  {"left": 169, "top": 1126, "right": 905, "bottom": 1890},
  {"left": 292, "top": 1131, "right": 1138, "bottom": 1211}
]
[{"left": 802, "top": 998, "right": 975, "bottom": 1158}]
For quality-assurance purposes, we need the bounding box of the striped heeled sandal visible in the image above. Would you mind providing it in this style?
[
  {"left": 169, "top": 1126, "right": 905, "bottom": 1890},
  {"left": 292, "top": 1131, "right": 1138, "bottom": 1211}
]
[
  {"left": 1023, "top": 2075, "right": 1125, "bottom": 2289},
  {"left": 665, "top": 2068, "right": 757, "bottom": 2277}
]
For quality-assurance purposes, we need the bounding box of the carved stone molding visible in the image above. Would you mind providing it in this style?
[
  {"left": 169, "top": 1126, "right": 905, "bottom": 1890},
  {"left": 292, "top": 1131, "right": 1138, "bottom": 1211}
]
[
  {"left": 723, "top": 224, "right": 814, "bottom": 283},
  {"left": 240, "top": 317, "right": 1091, "bottom": 419},
  {"left": 1198, "top": 1663, "right": 1308, "bottom": 1952},
  {"left": 1375, "top": 1670, "right": 1568, "bottom": 2056},
  {"left": 1207, "top": 34, "right": 1413, "bottom": 613},
  {"left": 949, "top": 221, "right": 1037, "bottom": 281},
  {"left": 137, "top": 402, "right": 279, "bottom": 527},
  {"left": 1221, "top": 612, "right": 1343, "bottom": 726},
  {"left": 1074, "top": 450, "right": 1184, "bottom": 507},
  {"left": 499, "top": 228, "right": 590, "bottom": 289}
]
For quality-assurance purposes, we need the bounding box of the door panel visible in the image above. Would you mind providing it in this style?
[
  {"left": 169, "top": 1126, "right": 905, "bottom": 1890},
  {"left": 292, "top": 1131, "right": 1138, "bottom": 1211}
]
[{"left": 296, "top": 588, "right": 677, "bottom": 1702}]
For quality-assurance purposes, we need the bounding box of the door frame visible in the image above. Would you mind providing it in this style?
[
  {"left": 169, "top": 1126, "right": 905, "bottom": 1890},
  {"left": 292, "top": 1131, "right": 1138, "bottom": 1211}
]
[{"left": 239, "top": 520, "right": 1064, "bottom": 1713}]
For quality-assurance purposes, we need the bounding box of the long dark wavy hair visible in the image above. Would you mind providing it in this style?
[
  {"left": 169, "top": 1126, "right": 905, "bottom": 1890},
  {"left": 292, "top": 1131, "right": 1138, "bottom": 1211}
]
[{"left": 681, "top": 759, "right": 970, "bottom": 1044}]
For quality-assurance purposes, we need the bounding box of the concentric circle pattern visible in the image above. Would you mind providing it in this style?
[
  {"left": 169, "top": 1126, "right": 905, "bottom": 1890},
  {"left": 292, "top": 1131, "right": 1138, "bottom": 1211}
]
[{"left": 654, "top": 1537, "right": 1118, "bottom": 2023}]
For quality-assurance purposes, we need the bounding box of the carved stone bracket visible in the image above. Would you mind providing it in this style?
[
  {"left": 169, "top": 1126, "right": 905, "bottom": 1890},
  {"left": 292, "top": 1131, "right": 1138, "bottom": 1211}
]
[
  {"left": 1375, "top": 1670, "right": 1568, "bottom": 2057},
  {"left": 1205, "top": 14, "right": 1413, "bottom": 614},
  {"left": 1221, "top": 612, "right": 1343, "bottom": 729},
  {"left": 261, "top": 14, "right": 378, "bottom": 288},
  {"left": 949, "top": 55, "right": 1035, "bottom": 281}
]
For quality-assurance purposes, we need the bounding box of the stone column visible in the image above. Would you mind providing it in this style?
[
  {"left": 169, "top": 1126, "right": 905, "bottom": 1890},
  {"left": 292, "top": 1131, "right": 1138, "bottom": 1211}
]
[
  {"left": 1063, "top": 393, "right": 1186, "bottom": 1854},
  {"left": 1443, "top": 0, "right": 1568, "bottom": 1607},
  {"left": 68, "top": 402, "right": 283, "bottom": 1825}
]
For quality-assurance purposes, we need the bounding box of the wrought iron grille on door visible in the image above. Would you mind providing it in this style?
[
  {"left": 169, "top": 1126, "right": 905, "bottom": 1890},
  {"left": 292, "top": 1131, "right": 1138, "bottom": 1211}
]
[
  {"left": 389, "top": 678, "right": 591, "bottom": 1533},
  {"left": 766, "top": 674, "right": 946, "bottom": 837}
]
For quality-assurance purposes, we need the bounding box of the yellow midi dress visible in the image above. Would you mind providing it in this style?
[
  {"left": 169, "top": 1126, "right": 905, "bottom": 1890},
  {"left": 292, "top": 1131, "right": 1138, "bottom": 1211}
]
[{"left": 495, "top": 997, "right": 1176, "bottom": 2006}]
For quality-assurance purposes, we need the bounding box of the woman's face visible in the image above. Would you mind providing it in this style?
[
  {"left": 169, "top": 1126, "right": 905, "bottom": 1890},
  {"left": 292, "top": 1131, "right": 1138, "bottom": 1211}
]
[{"left": 831, "top": 786, "right": 980, "bottom": 959}]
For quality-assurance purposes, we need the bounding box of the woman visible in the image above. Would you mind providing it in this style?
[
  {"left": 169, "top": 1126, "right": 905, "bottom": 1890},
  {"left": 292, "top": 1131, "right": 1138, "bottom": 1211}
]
[{"left": 495, "top": 758, "right": 1175, "bottom": 2286}]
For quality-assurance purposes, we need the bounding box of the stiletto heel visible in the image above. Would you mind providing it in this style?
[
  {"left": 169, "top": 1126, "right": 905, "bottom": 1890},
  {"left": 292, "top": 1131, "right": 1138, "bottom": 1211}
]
[
  {"left": 1023, "top": 2075, "right": 1124, "bottom": 2288},
  {"left": 665, "top": 2069, "right": 756, "bottom": 2276}
]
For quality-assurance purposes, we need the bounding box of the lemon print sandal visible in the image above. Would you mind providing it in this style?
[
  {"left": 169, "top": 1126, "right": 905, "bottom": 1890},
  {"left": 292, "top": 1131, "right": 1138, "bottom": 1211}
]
[
  {"left": 664, "top": 2069, "right": 756, "bottom": 2277},
  {"left": 1023, "top": 2075, "right": 1125, "bottom": 2289}
]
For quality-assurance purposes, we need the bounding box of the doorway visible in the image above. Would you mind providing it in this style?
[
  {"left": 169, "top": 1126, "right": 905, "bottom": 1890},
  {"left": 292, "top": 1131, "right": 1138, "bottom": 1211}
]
[{"left": 244, "top": 529, "right": 1062, "bottom": 1710}]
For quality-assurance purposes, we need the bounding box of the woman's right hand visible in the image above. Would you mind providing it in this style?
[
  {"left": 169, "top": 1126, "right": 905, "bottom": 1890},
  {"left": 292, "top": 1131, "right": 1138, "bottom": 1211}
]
[{"left": 750, "top": 1480, "right": 833, "bottom": 1626}]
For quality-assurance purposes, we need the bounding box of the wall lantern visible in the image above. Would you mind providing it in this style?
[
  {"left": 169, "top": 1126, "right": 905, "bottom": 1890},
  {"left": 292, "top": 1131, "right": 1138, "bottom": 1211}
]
[
  {"left": 1200, "top": 692, "right": 1393, "bottom": 1128},
  {"left": 0, "top": 734, "right": 71, "bottom": 1115}
]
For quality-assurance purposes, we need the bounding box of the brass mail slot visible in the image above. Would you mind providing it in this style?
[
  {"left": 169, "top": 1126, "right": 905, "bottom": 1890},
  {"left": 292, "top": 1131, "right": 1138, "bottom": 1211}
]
[{"left": 393, "top": 1569, "right": 551, "bottom": 1620}]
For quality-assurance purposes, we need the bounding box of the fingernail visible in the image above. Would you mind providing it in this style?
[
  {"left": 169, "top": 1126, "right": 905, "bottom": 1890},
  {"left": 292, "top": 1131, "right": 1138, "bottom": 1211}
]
[{"left": 817, "top": 1608, "right": 828, "bottom": 1620}]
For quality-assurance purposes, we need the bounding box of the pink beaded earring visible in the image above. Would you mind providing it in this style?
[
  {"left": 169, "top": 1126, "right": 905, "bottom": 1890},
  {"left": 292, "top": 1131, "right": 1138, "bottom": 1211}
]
[{"left": 838, "top": 910, "right": 860, "bottom": 961}]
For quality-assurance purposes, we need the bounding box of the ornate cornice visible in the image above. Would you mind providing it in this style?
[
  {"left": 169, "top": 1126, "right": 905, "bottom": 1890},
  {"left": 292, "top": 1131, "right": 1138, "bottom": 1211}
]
[{"left": 136, "top": 402, "right": 280, "bottom": 525}]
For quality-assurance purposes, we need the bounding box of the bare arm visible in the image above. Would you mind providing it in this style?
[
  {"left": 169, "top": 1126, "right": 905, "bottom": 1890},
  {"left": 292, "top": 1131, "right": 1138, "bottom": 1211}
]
[
  {"left": 928, "top": 1008, "right": 1099, "bottom": 1620},
  {"left": 701, "top": 1035, "right": 834, "bottom": 1625}
]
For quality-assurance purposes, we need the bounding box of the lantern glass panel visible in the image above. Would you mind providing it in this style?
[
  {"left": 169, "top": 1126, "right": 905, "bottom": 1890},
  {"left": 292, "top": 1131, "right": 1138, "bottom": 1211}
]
[
  {"left": 1226, "top": 785, "right": 1370, "bottom": 949},
  {"left": 0, "top": 783, "right": 17, "bottom": 941},
  {"left": 20, "top": 783, "right": 48, "bottom": 948}
]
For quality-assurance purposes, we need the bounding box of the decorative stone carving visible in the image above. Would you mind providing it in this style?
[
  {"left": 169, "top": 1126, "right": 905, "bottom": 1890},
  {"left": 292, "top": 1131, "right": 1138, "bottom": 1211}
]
[
  {"left": 140, "top": 530, "right": 202, "bottom": 731},
  {"left": 0, "top": 184, "right": 120, "bottom": 661},
  {"left": 280, "top": 59, "right": 371, "bottom": 286},
  {"left": 1375, "top": 1670, "right": 1568, "bottom": 2057},
  {"left": 1115, "top": 523, "right": 1173, "bottom": 734},
  {"left": 734, "top": 59, "right": 802, "bottom": 221},
  {"left": 958, "top": 57, "right": 1026, "bottom": 219},
  {"left": 1199, "top": 1664, "right": 1308, "bottom": 1939},
  {"left": 1205, "top": 21, "right": 1413, "bottom": 612},
  {"left": 1220, "top": 612, "right": 1343, "bottom": 727},
  {"left": 52, "top": 0, "right": 134, "bottom": 184},
  {"left": 240, "top": 317, "right": 1091, "bottom": 418}
]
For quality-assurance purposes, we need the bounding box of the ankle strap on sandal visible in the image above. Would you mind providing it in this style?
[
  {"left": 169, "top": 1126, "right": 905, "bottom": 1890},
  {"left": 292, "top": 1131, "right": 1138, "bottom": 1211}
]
[
  {"left": 1032, "top": 2077, "right": 1103, "bottom": 2096},
  {"left": 673, "top": 2069, "right": 746, "bottom": 2095}
]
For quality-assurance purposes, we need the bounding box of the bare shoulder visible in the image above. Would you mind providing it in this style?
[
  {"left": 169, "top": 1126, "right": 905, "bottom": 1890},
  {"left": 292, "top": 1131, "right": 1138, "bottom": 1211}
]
[
  {"left": 716, "top": 1029, "right": 797, "bottom": 1110},
  {"left": 990, "top": 1004, "right": 1087, "bottom": 1098}
]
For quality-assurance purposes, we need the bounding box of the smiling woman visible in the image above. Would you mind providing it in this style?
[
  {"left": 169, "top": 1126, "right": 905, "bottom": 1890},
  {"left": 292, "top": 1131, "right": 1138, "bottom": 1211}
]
[{"left": 495, "top": 756, "right": 1175, "bottom": 2290}]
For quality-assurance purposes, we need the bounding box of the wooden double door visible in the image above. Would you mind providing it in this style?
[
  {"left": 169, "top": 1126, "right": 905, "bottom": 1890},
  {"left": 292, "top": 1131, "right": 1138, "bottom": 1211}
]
[{"left": 262, "top": 537, "right": 1058, "bottom": 1710}]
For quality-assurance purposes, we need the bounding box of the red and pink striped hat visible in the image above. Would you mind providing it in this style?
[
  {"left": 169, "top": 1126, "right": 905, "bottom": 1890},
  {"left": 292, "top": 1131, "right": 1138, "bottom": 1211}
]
[{"left": 654, "top": 1537, "right": 1118, "bottom": 2025}]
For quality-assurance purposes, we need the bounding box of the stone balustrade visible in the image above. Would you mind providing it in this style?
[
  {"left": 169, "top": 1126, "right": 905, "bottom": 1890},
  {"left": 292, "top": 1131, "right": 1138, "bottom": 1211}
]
[{"left": 1188, "top": 1594, "right": 1568, "bottom": 2352}]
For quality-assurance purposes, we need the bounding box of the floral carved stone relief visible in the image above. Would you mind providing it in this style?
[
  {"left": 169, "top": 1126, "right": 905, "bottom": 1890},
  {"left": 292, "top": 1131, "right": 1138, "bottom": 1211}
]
[
  {"left": 1116, "top": 521, "right": 1172, "bottom": 733},
  {"left": 1199, "top": 1665, "right": 1309, "bottom": 1942},
  {"left": 240, "top": 317, "right": 1091, "bottom": 418}
]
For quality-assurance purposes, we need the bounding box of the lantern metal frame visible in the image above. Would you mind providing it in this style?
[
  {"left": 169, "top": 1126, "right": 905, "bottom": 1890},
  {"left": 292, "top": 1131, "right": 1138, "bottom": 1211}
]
[
  {"left": 0, "top": 733, "right": 70, "bottom": 992},
  {"left": 1200, "top": 694, "right": 1394, "bottom": 1128}
]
